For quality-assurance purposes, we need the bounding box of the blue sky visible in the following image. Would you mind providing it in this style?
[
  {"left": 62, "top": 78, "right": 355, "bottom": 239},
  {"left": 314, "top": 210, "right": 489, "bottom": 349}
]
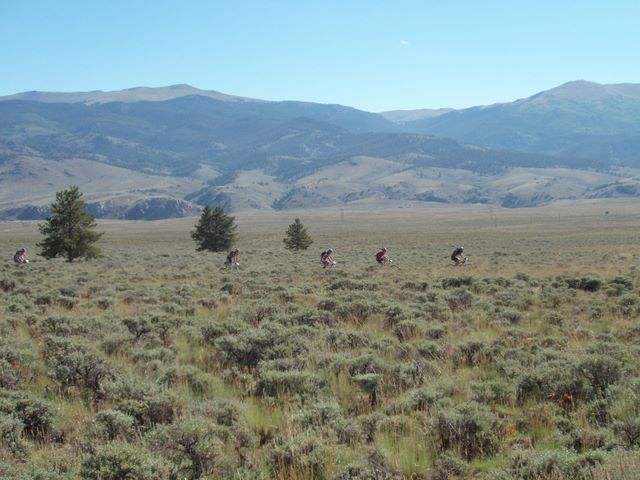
[{"left": 1, "top": 1, "right": 639, "bottom": 111}]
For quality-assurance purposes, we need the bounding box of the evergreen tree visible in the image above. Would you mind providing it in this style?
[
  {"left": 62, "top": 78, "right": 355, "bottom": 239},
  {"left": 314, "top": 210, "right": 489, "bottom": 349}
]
[
  {"left": 191, "top": 206, "right": 237, "bottom": 252},
  {"left": 283, "top": 218, "right": 313, "bottom": 251},
  {"left": 38, "top": 185, "right": 103, "bottom": 262}
]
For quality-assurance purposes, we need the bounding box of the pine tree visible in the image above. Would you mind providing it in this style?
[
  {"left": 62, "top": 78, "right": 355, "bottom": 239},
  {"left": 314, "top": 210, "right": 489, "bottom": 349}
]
[
  {"left": 38, "top": 185, "right": 103, "bottom": 262},
  {"left": 191, "top": 206, "right": 237, "bottom": 252},
  {"left": 283, "top": 218, "right": 313, "bottom": 251}
]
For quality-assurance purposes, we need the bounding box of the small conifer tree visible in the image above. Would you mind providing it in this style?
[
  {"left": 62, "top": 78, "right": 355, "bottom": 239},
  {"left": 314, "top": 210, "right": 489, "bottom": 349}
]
[
  {"left": 191, "top": 206, "right": 237, "bottom": 252},
  {"left": 283, "top": 218, "right": 313, "bottom": 251},
  {"left": 38, "top": 185, "right": 103, "bottom": 262}
]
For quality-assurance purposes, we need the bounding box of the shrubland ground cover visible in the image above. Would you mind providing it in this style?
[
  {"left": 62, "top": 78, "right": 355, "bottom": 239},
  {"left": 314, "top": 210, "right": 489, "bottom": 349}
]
[{"left": 1, "top": 201, "right": 639, "bottom": 479}]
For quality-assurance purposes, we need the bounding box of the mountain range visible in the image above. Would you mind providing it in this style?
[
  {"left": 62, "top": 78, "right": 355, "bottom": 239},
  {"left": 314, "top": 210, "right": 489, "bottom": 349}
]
[{"left": 1, "top": 81, "right": 639, "bottom": 219}]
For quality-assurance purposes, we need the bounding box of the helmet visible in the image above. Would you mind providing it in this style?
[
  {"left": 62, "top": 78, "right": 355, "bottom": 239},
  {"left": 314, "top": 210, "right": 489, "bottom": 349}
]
[
  {"left": 327, "top": 248, "right": 333, "bottom": 253},
  {"left": 459, "top": 246, "right": 464, "bottom": 251},
  {"left": 382, "top": 247, "right": 387, "bottom": 252},
  {"left": 20, "top": 246, "right": 27, "bottom": 252}
]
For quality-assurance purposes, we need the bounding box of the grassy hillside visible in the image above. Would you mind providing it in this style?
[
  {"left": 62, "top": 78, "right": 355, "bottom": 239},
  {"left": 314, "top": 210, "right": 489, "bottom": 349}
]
[
  {"left": 190, "top": 162, "right": 624, "bottom": 211},
  {"left": 1, "top": 202, "right": 640, "bottom": 478}
]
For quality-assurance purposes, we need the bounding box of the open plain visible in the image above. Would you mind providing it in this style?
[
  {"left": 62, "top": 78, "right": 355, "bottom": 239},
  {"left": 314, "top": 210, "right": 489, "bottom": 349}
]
[{"left": 1, "top": 200, "right": 640, "bottom": 479}]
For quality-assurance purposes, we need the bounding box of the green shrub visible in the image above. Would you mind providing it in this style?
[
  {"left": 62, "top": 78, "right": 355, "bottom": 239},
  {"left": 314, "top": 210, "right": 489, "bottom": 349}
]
[
  {"left": 158, "top": 365, "right": 210, "bottom": 395},
  {"left": 576, "top": 354, "right": 621, "bottom": 398},
  {"left": 92, "top": 409, "right": 137, "bottom": 441},
  {"left": 149, "top": 417, "right": 224, "bottom": 479},
  {"left": 454, "top": 341, "right": 487, "bottom": 367},
  {"left": 0, "top": 390, "right": 54, "bottom": 439},
  {"left": 442, "top": 277, "right": 474, "bottom": 289},
  {"left": 286, "top": 308, "right": 334, "bottom": 327},
  {"left": 580, "top": 277, "right": 603, "bottom": 292},
  {"left": 510, "top": 448, "right": 605, "bottom": 480},
  {"left": 335, "top": 300, "right": 378, "bottom": 324},
  {"left": 335, "top": 448, "right": 395, "bottom": 480},
  {"left": 214, "top": 322, "right": 308, "bottom": 369},
  {"left": 131, "top": 347, "right": 175, "bottom": 366},
  {"left": 106, "top": 378, "right": 178, "bottom": 428},
  {"left": 494, "top": 287, "right": 534, "bottom": 311},
  {"left": 435, "top": 402, "right": 504, "bottom": 460},
  {"left": 0, "top": 413, "right": 27, "bottom": 457},
  {"left": 606, "top": 276, "right": 634, "bottom": 296},
  {"left": 619, "top": 293, "right": 640, "bottom": 316},
  {"left": 324, "top": 329, "right": 370, "bottom": 351},
  {"left": 393, "top": 320, "right": 422, "bottom": 341},
  {"left": 293, "top": 401, "right": 341, "bottom": 429},
  {"left": 0, "top": 278, "right": 16, "bottom": 292},
  {"left": 208, "top": 400, "right": 244, "bottom": 427},
  {"left": 100, "top": 334, "right": 131, "bottom": 356},
  {"left": 516, "top": 356, "right": 586, "bottom": 404},
  {"left": 383, "top": 305, "right": 408, "bottom": 329},
  {"left": 348, "top": 354, "right": 385, "bottom": 376},
  {"left": 583, "top": 449, "right": 640, "bottom": 479},
  {"left": 317, "top": 298, "right": 339, "bottom": 312},
  {"left": 201, "top": 320, "right": 246, "bottom": 345},
  {"left": 424, "top": 325, "right": 447, "bottom": 340},
  {"left": 471, "top": 378, "right": 514, "bottom": 405},
  {"left": 416, "top": 340, "right": 446, "bottom": 360},
  {"left": 255, "top": 369, "right": 326, "bottom": 399},
  {"left": 95, "top": 297, "right": 112, "bottom": 310},
  {"left": 499, "top": 308, "right": 523, "bottom": 324},
  {"left": 352, "top": 373, "right": 383, "bottom": 407},
  {"left": 43, "top": 336, "right": 112, "bottom": 398},
  {"left": 334, "top": 417, "right": 364, "bottom": 445},
  {"left": 268, "top": 434, "right": 327, "bottom": 479},
  {"left": 388, "top": 386, "right": 443, "bottom": 414},
  {"left": 122, "top": 317, "right": 151, "bottom": 342},
  {"left": 430, "top": 453, "right": 466, "bottom": 480},
  {"left": 0, "top": 358, "right": 22, "bottom": 389},
  {"left": 56, "top": 296, "right": 78, "bottom": 310},
  {"left": 80, "top": 441, "right": 171, "bottom": 480},
  {"left": 38, "top": 316, "right": 85, "bottom": 336},
  {"left": 607, "top": 380, "right": 640, "bottom": 446},
  {"left": 446, "top": 289, "right": 473, "bottom": 310}
]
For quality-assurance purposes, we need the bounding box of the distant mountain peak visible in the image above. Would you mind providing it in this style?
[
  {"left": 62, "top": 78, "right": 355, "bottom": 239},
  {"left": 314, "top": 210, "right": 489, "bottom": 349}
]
[
  {"left": 0, "top": 84, "right": 262, "bottom": 105},
  {"left": 535, "top": 80, "right": 640, "bottom": 102}
]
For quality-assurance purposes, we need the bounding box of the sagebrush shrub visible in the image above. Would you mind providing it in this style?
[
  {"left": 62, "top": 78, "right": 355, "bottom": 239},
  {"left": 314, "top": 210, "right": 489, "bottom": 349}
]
[
  {"left": 158, "top": 365, "right": 210, "bottom": 395},
  {"left": 80, "top": 441, "right": 171, "bottom": 480},
  {"left": 214, "top": 322, "right": 308, "bottom": 369},
  {"left": 446, "top": 289, "right": 473, "bottom": 310},
  {"left": 268, "top": 434, "right": 327, "bottom": 479},
  {"left": 0, "top": 390, "right": 54, "bottom": 439},
  {"left": 43, "top": 336, "right": 112, "bottom": 398},
  {"left": 92, "top": 409, "right": 137, "bottom": 441},
  {"left": 0, "top": 359, "right": 22, "bottom": 389},
  {"left": 149, "top": 417, "right": 224, "bottom": 479},
  {"left": 256, "top": 369, "right": 326, "bottom": 399},
  {"left": 435, "top": 401, "right": 504, "bottom": 460},
  {"left": 0, "top": 413, "right": 27, "bottom": 457},
  {"left": 510, "top": 448, "right": 606, "bottom": 480}
]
